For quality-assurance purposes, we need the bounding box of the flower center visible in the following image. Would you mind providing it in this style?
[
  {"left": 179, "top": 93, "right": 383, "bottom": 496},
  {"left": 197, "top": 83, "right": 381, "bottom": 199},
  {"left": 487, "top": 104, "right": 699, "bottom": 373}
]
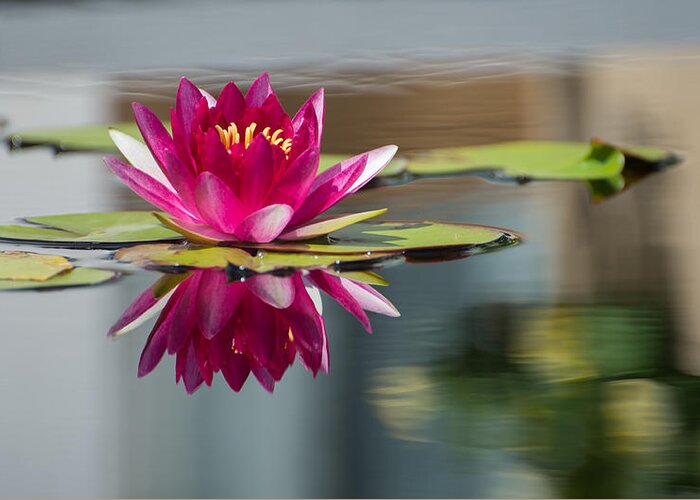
[{"left": 214, "top": 121, "right": 292, "bottom": 156}]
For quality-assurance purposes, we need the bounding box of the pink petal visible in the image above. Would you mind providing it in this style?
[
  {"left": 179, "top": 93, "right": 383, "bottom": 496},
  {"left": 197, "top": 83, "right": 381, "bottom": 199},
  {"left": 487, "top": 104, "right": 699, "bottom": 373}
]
[
  {"left": 194, "top": 171, "right": 242, "bottom": 234},
  {"left": 132, "top": 104, "right": 198, "bottom": 210},
  {"left": 285, "top": 275, "right": 324, "bottom": 352},
  {"left": 292, "top": 88, "right": 324, "bottom": 149},
  {"left": 170, "top": 107, "right": 196, "bottom": 168},
  {"left": 246, "top": 72, "right": 273, "bottom": 107},
  {"left": 289, "top": 104, "right": 319, "bottom": 163},
  {"left": 161, "top": 148, "right": 199, "bottom": 216},
  {"left": 279, "top": 208, "right": 387, "bottom": 241},
  {"left": 259, "top": 92, "right": 292, "bottom": 134},
  {"left": 166, "top": 272, "right": 201, "bottom": 354},
  {"left": 198, "top": 87, "right": 217, "bottom": 108},
  {"left": 252, "top": 367, "right": 275, "bottom": 393},
  {"left": 290, "top": 145, "right": 398, "bottom": 226},
  {"left": 194, "top": 129, "right": 237, "bottom": 187},
  {"left": 221, "top": 353, "right": 250, "bottom": 392},
  {"left": 104, "top": 156, "right": 196, "bottom": 222},
  {"left": 346, "top": 145, "right": 398, "bottom": 193},
  {"left": 234, "top": 204, "right": 293, "bottom": 243},
  {"left": 108, "top": 284, "right": 177, "bottom": 337},
  {"left": 108, "top": 129, "right": 175, "bottom": 191},
  {"left": 265, "top": 146, "right": 319, "bottom": 210},
  {"left": 296, "top": 316, "right": 328, "bottom": 377},
  {"left": 137, "top": 283, "right": 187, "bottom": 377},
  {"left": 132, "top": 102, "right": 175, "bottom": 166},
  {"left": 287, "top": 155, "right": 365, "bottom": 227},
  {"left": 196, "top": 271, "right": 244, "bottom": 339},
  {"left": 176, "top": 77, "right": 204, "bottom": 137},
  {"left": 308, "top": 271, "right": 371, "bottom": 332},
  {"left": 246, "top": 274, "right": 295, "bottom": 309},
  {"left": 243, "top": 299, "right": 278, "bottom": 367},
  {"left": 138, "top": 325, "right": 169, "bottom": 378},
  {"left": 179, "top": 340, "right": 205, "bottom": 394},
  {"left": 238, "top": 135, "right": 277, "bottom": 209},
  {"left": 216, "top": 81, "right": 246, "bottom": 123},
  {"left": 340, "top": 278, "right": 400, "bottom": 317},
  {"left": 193, "top": 333, "right": 214, "bottom": 386}
]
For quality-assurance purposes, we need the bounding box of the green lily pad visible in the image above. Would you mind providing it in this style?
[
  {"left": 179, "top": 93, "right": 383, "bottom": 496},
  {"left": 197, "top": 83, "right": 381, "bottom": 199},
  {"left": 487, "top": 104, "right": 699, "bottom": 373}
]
[
  {"left": 255, "top": 221, "right": 518, "bottom": 255},
  {"left": 5, "top": 124, "right": 678, "bottom": 199},
  {"left": 400, "top": 140, "right": 679, "bottom": 199},
  {"left": 0, "top": 251, "right": 73, "bottom": 281},
  {"left": 6, "top": 122, "right": 141, "bottom": 153},
  {"left": 0, "top": 211, "right": 517, "bottom": 257},
  {"left": 405, "top": 141, "right": 624, "bottom": 179},
  {"left": 114, "top": 220, "right": 518, "bottom": 272},
  {"left": 0, "top": 211, "right": 182, "bottom": 249},
  {"left": 0, "top": 267, "right": 117, "bottom": 290}
]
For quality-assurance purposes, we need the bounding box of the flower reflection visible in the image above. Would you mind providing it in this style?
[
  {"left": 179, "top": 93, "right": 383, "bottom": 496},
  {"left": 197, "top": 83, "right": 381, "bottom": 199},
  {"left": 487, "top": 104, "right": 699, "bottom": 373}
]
[{"left": 110, "top": 269, "right": 399, "bottom": 394}]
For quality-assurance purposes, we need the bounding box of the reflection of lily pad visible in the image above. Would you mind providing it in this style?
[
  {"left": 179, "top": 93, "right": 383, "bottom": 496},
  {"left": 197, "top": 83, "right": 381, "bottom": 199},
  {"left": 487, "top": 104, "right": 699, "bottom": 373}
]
[
  {"left": 0, "top": 211, "right": 182, "bottom": 249},
  {"left": 0, "top": 251, "right": 73, "bottom": 281},
  {"left": 115, "top": 244, "right": 402, "bottom": 273},
  {"left": 0, "top": 250, "right": 117, "bottom": 290},
  {"left": 0, "top": 267, "right": 117, "bottom": 290},
  {"left": 5, "top": 123, "right": 679, "bottom": 199}
]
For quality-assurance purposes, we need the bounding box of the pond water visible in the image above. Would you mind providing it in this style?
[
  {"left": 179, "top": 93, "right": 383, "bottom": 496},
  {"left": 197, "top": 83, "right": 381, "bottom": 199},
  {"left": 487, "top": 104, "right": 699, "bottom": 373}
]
[{"left": 2, "top": 5, "right": 700, "bottom": 497}]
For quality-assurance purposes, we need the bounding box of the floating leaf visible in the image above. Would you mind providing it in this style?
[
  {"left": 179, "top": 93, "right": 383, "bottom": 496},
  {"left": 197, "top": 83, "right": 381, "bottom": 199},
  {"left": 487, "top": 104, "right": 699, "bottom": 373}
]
[
  {"left": 0, "top": 251, "right": 73, "bottom": 281},
  {"left": 115, "top": 221, "right": 517, "bottom": 272},
  {"left": 0, "top": 211, "right": 182, "bottom": 249},
  {"left": 6, "top": 122, "right": 141, "bottom": 153},
  {"left": 255, "top": 221, "right": 517, "bottom": 255},
  {"left": 0, "top": 267, "right": 117, "bottom": 290},
  {"left": 5, "top": 122, "right": 678, "bottom": 198},
  {"left": 4, "top": 122, "right": 344, "bottom": 173},
  {"left": 0, "top": 210, "right": 517, "bottom": 257}
]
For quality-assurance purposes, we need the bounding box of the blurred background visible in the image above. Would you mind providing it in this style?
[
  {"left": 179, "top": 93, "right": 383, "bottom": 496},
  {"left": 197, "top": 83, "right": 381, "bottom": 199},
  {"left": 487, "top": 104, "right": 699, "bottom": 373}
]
[{"left": 2, "top": 0, "right": 700, "bottom": 497}]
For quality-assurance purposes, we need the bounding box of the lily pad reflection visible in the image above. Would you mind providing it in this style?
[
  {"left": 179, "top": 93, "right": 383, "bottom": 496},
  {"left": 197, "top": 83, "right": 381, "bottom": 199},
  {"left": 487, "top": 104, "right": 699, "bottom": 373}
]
[{"left": 0, "top": 250, "right": 117, "bottom": 290}]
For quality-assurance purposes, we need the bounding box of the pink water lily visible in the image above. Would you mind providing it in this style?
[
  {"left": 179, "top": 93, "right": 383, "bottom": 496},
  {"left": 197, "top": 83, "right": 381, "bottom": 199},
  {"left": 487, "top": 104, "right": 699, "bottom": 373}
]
[
  {"left": 109, "top": 269, "right": 399, "bottom": 394},
  {"left": 104, "top": 74, "right": 398, "bottom": 243}
]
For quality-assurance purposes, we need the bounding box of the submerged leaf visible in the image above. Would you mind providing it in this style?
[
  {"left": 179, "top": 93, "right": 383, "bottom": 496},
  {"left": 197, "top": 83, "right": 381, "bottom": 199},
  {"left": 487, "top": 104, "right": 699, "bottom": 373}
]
[
  {"left": 0, "top": 211, "right": 182, "bottom": 248},
  {"left": 0, "top": 251, "right": 73, "bottom": 281}
]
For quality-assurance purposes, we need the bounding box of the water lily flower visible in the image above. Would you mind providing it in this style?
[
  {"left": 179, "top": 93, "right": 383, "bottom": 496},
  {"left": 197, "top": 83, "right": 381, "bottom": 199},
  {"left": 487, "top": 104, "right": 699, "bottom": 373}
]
[
  {"left": 104, "top": 74, "right": 398, "bottom": 243},
  {"left": 109, "top": 269, "right": 399, "bottom": 394}
]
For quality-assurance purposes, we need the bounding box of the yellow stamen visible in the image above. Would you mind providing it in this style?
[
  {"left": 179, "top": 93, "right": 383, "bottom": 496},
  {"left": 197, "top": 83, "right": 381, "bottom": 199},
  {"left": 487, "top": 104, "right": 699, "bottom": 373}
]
[
  {"left": 216, "top": 120, "right": 292, "bottom": 157},
  {"left": 245, "top": 122, "right": 257, "bottom": 147},
  {"left": 270, "top": 129, "right": 284, "bottom": 143},
  {"left": 288, "top": 329, "right": 294, "bottom": 342}
]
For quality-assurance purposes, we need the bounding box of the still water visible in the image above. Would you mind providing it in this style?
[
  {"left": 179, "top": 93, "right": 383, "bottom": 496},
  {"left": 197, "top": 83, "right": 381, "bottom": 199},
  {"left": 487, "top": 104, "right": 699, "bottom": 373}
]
[{"left": 1, "top": 52, "right": 699, "bottom": 498}]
